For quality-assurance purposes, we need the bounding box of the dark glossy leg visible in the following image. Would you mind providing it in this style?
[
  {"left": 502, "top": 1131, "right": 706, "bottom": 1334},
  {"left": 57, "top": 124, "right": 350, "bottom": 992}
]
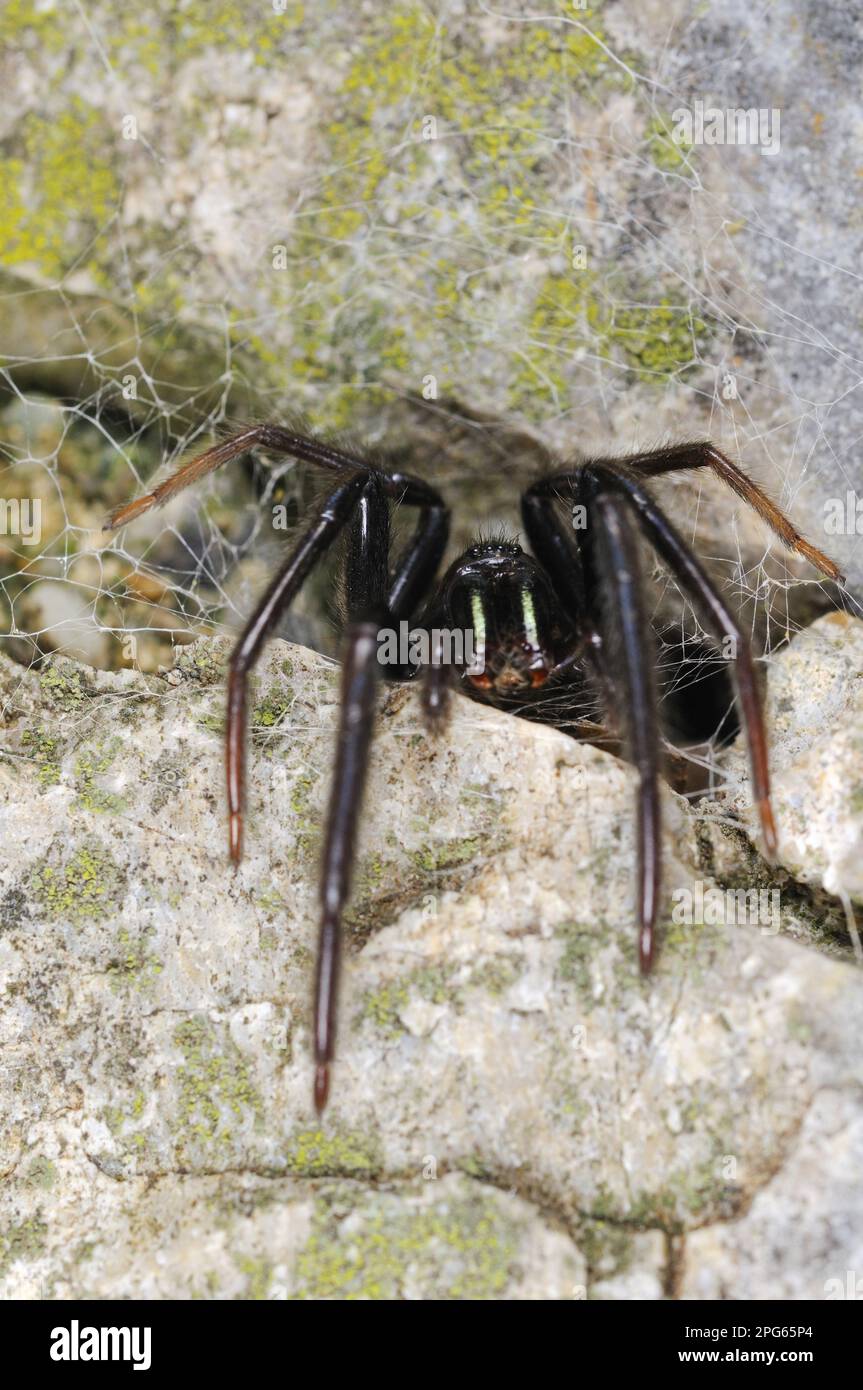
[
  {"left": 590, "top": 469, "right": 778, "bottom": 859},
  {"left": 313, "top": 477, "right": 448, "bottom": 1109},
  {"left": 579, "top": 478, "right": 662, "bottom": 973},
  {"left": 387, "top": 502, "right": 449, "bottom": 620},
  {"left": 225, "top": 471, "right": 369, "bottom": 862},
  {"left": 522, "top": 477, "right": 609, "bottom": 701},
  {"left": 420, "top": 618, "right": 455, "bottom": 727},
  {"left": 314, "top": 619, "right": 382, "bottom": 1111},
  {"left": 521, "top": 479, "right": 587, "bottom": 619},
  {"left": 104, "top": 423, "right": 444, "bottom": 530},
  {"left": 587, "top": 442, "right": 843, "bottom": 582}
]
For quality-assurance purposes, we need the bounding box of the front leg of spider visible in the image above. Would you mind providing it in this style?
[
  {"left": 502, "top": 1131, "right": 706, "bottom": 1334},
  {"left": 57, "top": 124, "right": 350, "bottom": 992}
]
[
  {"left": 580, "top": 481, "right": 662, "bottom": 972},
  {"left": 313, "top": 479, "right": 391, "bottom": 1110},
  {"left": 523, "top": 451, "right": 842, "bottom": 973},
  {"left": 105, "top": 428, "right": 449, "bottom": 1112},
  {"left": 314, "top": 474, "right": 450, "bottom": 1109},
  {"left": 521, "top": 474, "right": 661, "bottom": 970}
]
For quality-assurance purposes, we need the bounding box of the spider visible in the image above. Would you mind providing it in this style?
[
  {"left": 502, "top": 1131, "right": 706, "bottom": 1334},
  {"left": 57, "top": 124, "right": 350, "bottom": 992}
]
[{"left": 104, "top": 425, "right": 843, "bottom": 1111}]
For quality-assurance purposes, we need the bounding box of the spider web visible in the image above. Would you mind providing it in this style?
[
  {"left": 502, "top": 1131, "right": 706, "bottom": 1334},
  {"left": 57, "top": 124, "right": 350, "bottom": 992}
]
[{"left": 1, "top": 0, "right": 859, "bottom": 812}]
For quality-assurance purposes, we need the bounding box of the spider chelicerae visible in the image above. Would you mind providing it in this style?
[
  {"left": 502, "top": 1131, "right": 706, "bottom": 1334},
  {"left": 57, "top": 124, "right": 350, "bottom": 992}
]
[{"left": 104, "top": 425, "right": 843, "bottom": 1110}]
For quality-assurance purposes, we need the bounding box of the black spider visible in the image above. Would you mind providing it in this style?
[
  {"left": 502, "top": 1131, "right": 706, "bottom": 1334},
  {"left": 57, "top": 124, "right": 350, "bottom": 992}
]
[{"left": 104, "top": 426, "right": 843, "bottom": 1111}]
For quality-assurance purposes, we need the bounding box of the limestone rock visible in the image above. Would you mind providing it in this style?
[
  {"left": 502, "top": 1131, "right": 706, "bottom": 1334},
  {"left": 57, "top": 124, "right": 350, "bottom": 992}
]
[{"left": 1, "top": 628, "right": 862, "bottom": 1297}]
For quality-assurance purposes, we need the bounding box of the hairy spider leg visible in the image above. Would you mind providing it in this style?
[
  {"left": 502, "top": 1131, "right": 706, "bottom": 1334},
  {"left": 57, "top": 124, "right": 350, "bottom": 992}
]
[
  {"left": 105, "top": 424, "right": 398, "bottom": 529},
  {"left": 419, "top": 622, "right": 454, "bottom": 726},
  {"left": 223, "top": 469, "right": 370, "bottom": 864},
  {"left": 523, "top": 443, "right": 844, "bottom": 970},
  {"left": 585, "top": 483, "right": 663, "bottom": 974},
  {"left": 616, "top": 441, "right": 844, "bottom": 583},
  {"left": 314, "top": 477, "right": 391, "bottom": 1114},
  {"left": 104, "top": 428, "right": 448, "bottom": 864},
  {"left": 584, "top": 464, "right": 778, "bottom": 860},
  {"left": 385, "top": 471, "right": 450, "bottom": 619},
  {"left": 105, "top": 427, "right": 449, "bottom": 1112},
  {"left": 522, "top": 473, "right": 661, "bottom": 972},
  {"left": 315, "top": 475, "right": 449, "bottom": 1111}
]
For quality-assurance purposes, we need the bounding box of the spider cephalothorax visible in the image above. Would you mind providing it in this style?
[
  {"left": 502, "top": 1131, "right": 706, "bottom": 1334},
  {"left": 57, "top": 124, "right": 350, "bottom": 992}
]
[
  {"left": 105, "top": 426, "right": 843, "bottom": 1111},
  {"left": 437, "top": 540, "right": 573, "bottom": 695}
]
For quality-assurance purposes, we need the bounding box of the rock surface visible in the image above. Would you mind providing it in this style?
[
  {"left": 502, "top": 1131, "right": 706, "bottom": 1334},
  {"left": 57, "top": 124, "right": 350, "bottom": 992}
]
[
  {"left": 1, "top": 616, "right": 862, "bottom": 1298},
  {"left": 713, "top": 611, "right": 863, "bottom": 919}
]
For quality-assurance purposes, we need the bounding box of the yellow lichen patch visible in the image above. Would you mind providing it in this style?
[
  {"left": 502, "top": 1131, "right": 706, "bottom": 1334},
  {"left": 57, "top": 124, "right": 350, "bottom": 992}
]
[
  {"left": 172, "top": 1017, "right": 263, "bottom": 1150},
  {"left": 0, "top": 99, "right": 119, "bottom": 280},
  {"left": 293, "top": 1187, "right": 519, "bottom": 1299},
  {"left": 284, "top": 1129, "right": 381, "bottom": 1178},
  {"left": 273, "top": 4, "right": 616, "bottom": 420},
  {"left": 31, "top": 841, "right": 125, "bottom": 926},
  {"left": 517, "top": 263, "right": 709, "bottom": 400},
  {"left": 645, "top": 113, "right": 693, "bottom": 173}
]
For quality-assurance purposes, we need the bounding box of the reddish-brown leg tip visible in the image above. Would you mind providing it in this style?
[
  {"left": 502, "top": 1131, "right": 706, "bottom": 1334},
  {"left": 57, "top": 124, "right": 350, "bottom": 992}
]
[
  {"left": 639, "top": 928, "right": 654, "bottom": 975},
  {"left": 228, "top": 812, "right": 242, "bottom": 866},
  {"left": 314, "top": 1063, "right": 330, "bottom": 1113},
  {"left": 758, "top": 798, "right": 778, "bottom": 862}
]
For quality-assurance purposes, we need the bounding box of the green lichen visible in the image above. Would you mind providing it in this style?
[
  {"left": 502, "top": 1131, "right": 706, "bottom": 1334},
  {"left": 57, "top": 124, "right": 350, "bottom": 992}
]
[
  {"left": 24, "top": 1156, "right": 56, "bottom": 1191},
  {"left": 357, "top": 961, "right": 462, "bottom": 1036},
  {"left": 107, "top": 927, "right": 163, "bottom": 991},
  {"left": 20, "top": 727, "right": 63, "bottom": 788},
  {"left": 357, "top": 952, "right": 521, "bottom": 1037},
  {"left": 412, "top": 963, "right": 460, "bottom": 1006},
  {"left": 410, "top": 836, "right": 483, "bottom": 874},
  {"left": 74, "top": 738, "right": 127, "bottom": 813},
  {"left": 590, "top": 1150, "right": 741, "bottom": 1236},
  {"left": 102, "top": 1093, "right": 151, "bottom": 1161},
  {"left": 2, "top": 3, "right": 305, "bottom": 72},
  {"left": 0, "top": 1, "right": 68, "bottom": 51},
  {"left": 178, "top": 644, "right": 227, "bottom": 686},
  {"left": 284, "top": 1130, "right": 381, "bottom": 1179},
  {"left": 466, "top": 955, "right": 523, "bottom": 996},
  {"left": 195, "top": 710, "right": 225, "bottom": 737},
  {"left": 646, "top": 112, "right": 693, "bottom": 172},
  {"left": 628, "top": 1160, "right": 736, "bottom": 1232},
  {"left": 457, "top": 1153, "right": 492, "bottom": 1181},
  {"left": 0, "top": 1213, "right": 47, "bottom": 1278},
  {"left": 234, "top": 1254, "right": 273, "bottom": 1301},
  {"left": 31, "top": 840, "right": 124, "bottom": 926},
  {"left": 578, "top": 1215, "right": 634, "bottom": 1281},
  {"left": 254, "top": 887, "right": 289, "bottom": 915},
  {"left": 173, "top": 1017, "right": 263, "bottom": 1150},
  {"left": 517, "top": 267, "right": 709, "bottom": 401},
  {"left": 555, "top": 921, "right": 597, "bottom": 1000},
  {"left": 109, "top": 3, "right": 306, "bottom": 74},
  {"left": 358, "top": 979, "right": 410, "bottom": 1037},
  {"left": 0, "top": 98, "right": 118, "bottom": 280},
  {"left": 4, "top": 3, "right": 702, "bottom": 445},
  {"left": 293, "top": 1187, "right": 519, "bottom": 1300},
  {"left": 252, "top": 698, "right": 290, "bottom": 729},
  {"left": 262, "top": 3, "right": 619, "bottom": 427},
  {"left": 289, "top": 770, "right": 320, "bottom": 856},
  {"left": 251, "top": 680, "right": 294, "bottom": 746},
  {"left": 38, "top": 664, "right": 89, "bottom": 712},
  {"left": 353, "top": 853, "right": 385, "bottom": 895}
]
